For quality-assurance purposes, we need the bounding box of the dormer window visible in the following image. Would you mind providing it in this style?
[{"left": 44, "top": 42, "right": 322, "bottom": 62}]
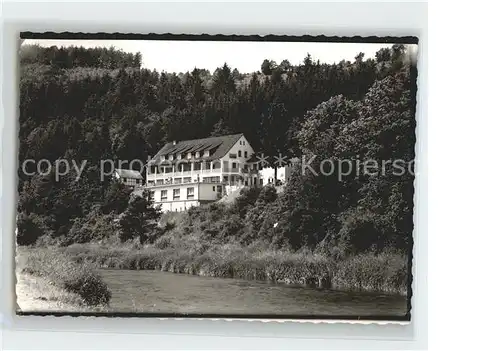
[
  {"left": 203, "top": 150, "right": 210, "bottom": 157},
  {"left": 187, "top": 152, "right": 192, "bottom": 159},
  {"left": 160, "top": 155, "right": 166, "bottom": 162},
  {"left": 195, "top": 151, "right": 200, "bottom": 158},
  {"left": 177, "top": 154, "right": 182, "bottom": 160},
  {"left": 168, "top": 154, "right": 174, "bottom": 161}
]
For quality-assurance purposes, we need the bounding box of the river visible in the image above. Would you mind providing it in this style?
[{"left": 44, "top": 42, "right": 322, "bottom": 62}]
[{"left": 99, "top": 269, "right": 408, "bottom": 318}]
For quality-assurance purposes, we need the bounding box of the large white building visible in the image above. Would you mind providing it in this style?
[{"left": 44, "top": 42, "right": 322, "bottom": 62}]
[{"left": 145, "top": 133, "right": 291, "bottom": 212}]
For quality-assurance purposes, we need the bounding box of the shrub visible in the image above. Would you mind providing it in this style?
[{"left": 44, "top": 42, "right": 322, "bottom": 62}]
[
  {"left": 22, "top": 249, "right": 111, "bottom": 305},
  {"left": 231, "top": 186, "right": 261, "bottom": 217},
  {"left": 154, "top": 234, "right": 171, "bottom": 249},
  {"left": 66, "top": 217, "right": 93, "bottom": 244},
  {"left": 338, "top": 212, "right": 385, "bottom": 254}
]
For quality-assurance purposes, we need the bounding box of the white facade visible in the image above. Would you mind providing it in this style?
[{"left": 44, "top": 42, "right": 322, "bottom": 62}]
[
  {"left": 149, "top": 182, "right": 224, "bottom": 212},
  {"left": 259, "top": 166, "right": 292, "bottom": 186}
]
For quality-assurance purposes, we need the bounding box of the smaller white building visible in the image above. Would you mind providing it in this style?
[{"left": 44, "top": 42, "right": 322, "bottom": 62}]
[
  {"left": 259, "top": 166, "right": 291, "bottom": 186},
  {"left": 113, "top": 168, "right": 143, "bottom": 188}
]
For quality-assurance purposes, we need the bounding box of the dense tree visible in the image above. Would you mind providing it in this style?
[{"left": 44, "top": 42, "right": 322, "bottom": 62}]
[
  {"left": 17, "top": 43, "right": 415, "bottom": 253},
  {"left": 118, "top": 191, "right": 162, "bottom": 244},
  {"left": 101, "top": 181, "right": 133, "bottom": 214},
  {"left": 261, "top": 59, "right": 277, "bottom": 75},
  {"left": 278, "top": 59, "right": 291, "bottom": 73}
]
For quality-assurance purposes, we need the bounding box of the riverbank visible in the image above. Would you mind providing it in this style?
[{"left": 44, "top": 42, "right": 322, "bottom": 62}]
[
  {"left": 57, "top": 243, "right": 408, "bottom": 295},
  {"left": 17, "top": 248, "right": 111, "bottom": 311},
  {"left": 16, "top": 272, "right": 83, "bottom": 312},
  {"left": 16, "top": 272, "right": 109, "bottom": 312}
]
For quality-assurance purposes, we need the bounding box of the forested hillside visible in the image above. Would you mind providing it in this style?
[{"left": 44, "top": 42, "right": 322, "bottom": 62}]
[{"left": 17, "top": 43, "right": 416, "bottom": 259}]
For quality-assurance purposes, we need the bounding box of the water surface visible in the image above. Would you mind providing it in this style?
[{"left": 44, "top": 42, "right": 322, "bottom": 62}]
[{"left": 99, "top": 269, "right": 408, "bottom": 317}]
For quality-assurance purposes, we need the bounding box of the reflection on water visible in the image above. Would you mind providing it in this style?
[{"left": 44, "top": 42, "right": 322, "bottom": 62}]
[{"left": 99, "top": 269, "right": 408, "bottom": 317}]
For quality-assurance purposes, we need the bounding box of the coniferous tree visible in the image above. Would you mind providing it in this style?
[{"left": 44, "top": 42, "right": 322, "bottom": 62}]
[{"left": 119, "top": 191, "right": 161, "bottom": 244}]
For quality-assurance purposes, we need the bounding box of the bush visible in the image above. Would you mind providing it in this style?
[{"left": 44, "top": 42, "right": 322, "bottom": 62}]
[
  {"left": 231, "top": 186, "right": 261, "bottom": 217},
  {"left": 22, "top": 248, "right": 111, "bottom": 305},
  {"left": 338, "top": 212, "right": 386, "bottom": 254},
  {"left": 154, "top": 234, "right": 171, "bottom": 249}
]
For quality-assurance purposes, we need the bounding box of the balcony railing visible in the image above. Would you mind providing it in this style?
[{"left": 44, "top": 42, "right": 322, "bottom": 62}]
[{"left": 149, "top": 166, "right": 245, "bottom": 182}]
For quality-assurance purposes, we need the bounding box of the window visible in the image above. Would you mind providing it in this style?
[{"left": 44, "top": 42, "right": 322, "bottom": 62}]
[
  {"left": 122, "top": 177, "right": 127, "bottom": 182},
  {"left": 229, "top": 153, "right": 237, "bottom": 159},
  {"left": 244, "top": 151, "right": 248, "bottom": 158},
  {"left": 148, "top": 180, "right": 154, "bottom": 186},
  {"left": 232, "top": 162, "right": 237, "bottom": 169},
  {"left": 217, "top": 185, "right": 222, "bottom": 192},
  {"left": 203, "top": 177, "right": 219, "bottom": 183},
  {"left": 213, "top": 161, "right": 221, "bottom": 169},
  {"left": 136, "top": 179, "right": 141, "bottom": 184},
  {"left": 177, "top": 154, "right": 182, "bottom": 160},
  {"left": 213, "top": 186, "right": 215, "bottom": 191},
  {"left": 183, "top": 177, "right": 191, "bottom": 183},
  {"left": 187, "top": 152, "right": 192, "bottom": 159},
  {"left": 160, "top": 155, "right": 166, "bottom": 162},
  {"left": 165, "top": 167, "right": 173, "bottom": 173},
  {"left": 168, "top": 154, "right": 174, "bottom": 161},
  {"left": 157, "top": 179, "right": 164, "bottom": 185},
  {"left": 238, "top": 150, "right": 241, "bottom": 157},
  {"left": 204, "top": 150, "right": 210, "bottom": 157},
  {"left": 260, "top": 179, "right": 264, "bottom": 186},
  {"left": 174, "top": 178, "right": 182, "bottom": 184},
  {"left": 161, "top": 190, "right": 168, "bottom": 201},
  {"left": 195, "top": 152, "right": 200, "bottom": 158},
  {"left": 187, "top": 187, "right": 194, "bottom": 199},
  {"left": 173, "top": 188, "right": 180, "bottom": 200}
]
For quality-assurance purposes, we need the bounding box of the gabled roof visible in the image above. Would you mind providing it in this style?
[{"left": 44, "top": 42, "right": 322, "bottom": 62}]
[
  {"left": 149, "top": 133, "right": 244, "bottom": 165},
  {"left": 114, "top": 168, "right": 143, "bottom": 179}
]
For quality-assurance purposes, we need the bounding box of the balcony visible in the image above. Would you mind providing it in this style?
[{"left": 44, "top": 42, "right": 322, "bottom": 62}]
[{"left": 222, "top": 167, "right": 242, "bottom": 173}]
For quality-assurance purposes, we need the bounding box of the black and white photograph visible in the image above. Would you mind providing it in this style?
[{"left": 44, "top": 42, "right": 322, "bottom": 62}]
[{"left": 15, "top": 34, "right": 418, "bottom": 320}]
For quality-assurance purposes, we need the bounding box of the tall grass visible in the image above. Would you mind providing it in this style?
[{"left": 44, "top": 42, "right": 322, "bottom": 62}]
[
  {"left": 20, "top": 248, "right": 111, "bottom": 306},
  {"left": 60, "top": 240, "right": 408, "bottom": 295}
]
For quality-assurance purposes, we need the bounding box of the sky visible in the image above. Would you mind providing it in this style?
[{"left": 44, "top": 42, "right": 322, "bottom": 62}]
[{"left": 22, "top": 39, "right": 410, "bottom": 74}]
